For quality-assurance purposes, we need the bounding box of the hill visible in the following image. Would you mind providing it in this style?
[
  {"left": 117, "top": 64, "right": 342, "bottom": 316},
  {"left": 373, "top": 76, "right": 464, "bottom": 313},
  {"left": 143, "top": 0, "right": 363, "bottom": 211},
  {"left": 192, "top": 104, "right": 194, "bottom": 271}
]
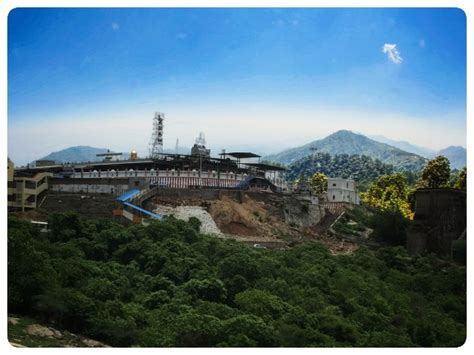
[
  {"left": 368, "top": 135, "right": 436, "bottom": 158},
  {"left": 35, "top": 145, "right": 194, "bottom": 165},
  {"left": 35, "top": 146, "right": 110, "bottom": 164},
  {"left": 437, "top": 146, "right": 466, "bottom": 170},
  {"left": 33, "top": 146, "right": 135, "bottom": 163},
  {"left": 264, "top": 130, "right": 428, "bottom": 172}
]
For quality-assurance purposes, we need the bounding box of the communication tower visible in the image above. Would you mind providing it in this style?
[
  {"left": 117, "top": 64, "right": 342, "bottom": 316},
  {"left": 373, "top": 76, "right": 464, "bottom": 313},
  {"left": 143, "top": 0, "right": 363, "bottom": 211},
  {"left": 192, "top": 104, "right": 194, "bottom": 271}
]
[
  {"left": 149, "top": 112, "right": 165, "bottom": 158},
  {"left": 195, "top": 132, "right": 206, "bottom": 146}
]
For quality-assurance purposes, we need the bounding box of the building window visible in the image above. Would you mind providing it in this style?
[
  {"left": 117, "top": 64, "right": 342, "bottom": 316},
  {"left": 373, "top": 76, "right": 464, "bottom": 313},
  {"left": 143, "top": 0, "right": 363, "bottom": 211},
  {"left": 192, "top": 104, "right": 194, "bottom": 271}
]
[
  {"left": 333, "top": 195, "right": 335, "bottom": 200},
  {"left": 332, "top": 183, "right": 337, "bottom": 187}
]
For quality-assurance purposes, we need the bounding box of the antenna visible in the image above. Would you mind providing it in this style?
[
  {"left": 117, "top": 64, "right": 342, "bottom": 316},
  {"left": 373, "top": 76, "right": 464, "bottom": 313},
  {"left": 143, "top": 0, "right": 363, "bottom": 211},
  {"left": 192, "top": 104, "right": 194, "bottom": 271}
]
[
  {"left": 175, "top": 138, "right": 179, "bottom": 154},
  {"left": 195, "top": 132, "right": 206, "bottom": 146},
  {"left": 149, "top": 112, "right": 164, "bottom": 158}
]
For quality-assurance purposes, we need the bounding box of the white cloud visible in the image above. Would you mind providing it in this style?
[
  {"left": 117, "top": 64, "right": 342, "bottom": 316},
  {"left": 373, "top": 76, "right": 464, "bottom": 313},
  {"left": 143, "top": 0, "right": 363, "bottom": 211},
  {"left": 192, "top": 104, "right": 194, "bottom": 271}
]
[
  {"left": 111, "top": 22, "right": 119, "bottom": 31},
  {"left": 382, "top": 43, "right": 403, "bottom": 64}
]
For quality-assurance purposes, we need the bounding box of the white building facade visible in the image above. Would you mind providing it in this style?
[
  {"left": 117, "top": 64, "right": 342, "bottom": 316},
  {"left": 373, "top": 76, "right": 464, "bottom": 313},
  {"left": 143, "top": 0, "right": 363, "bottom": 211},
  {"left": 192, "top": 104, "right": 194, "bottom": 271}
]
[{"left": 326, "top": 177, "right": 360, "bottom": 204}]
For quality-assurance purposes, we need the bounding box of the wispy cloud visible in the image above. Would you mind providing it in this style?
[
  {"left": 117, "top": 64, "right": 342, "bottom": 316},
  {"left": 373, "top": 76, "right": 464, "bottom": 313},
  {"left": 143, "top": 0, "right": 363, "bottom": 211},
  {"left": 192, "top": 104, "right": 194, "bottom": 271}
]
[
  {"left": 382, "top": 43, "right": 402, "bottom": 64},
  {"left": 419, "top": 39, "right": 426, "bottom": 48},
  {"left": 111, "top": 22, "right": 119, "bottom": 31}
]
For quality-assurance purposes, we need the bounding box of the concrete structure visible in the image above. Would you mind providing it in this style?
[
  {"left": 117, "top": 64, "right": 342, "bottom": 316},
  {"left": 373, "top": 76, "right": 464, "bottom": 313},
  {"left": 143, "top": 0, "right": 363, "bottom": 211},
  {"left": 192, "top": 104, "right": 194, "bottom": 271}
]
[
  {"left": 407, "top": 188, "right": 466, "bottom": 258},
  {"left": 326, "top": 177, "right": 359, "bottom": 204},
  {"left": 8, "top": 158, "right": 53, "bottom": 211}
]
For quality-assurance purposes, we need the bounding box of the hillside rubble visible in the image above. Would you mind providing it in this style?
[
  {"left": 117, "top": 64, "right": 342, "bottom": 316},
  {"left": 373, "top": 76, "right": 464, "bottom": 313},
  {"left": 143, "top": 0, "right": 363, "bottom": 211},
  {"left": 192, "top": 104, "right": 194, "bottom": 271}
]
[
  {"left": 8, "top": 316, "right": 109, "bottom": 348},
  {"left": 148, "top": 192, "right": 362, "bottom": 253}
]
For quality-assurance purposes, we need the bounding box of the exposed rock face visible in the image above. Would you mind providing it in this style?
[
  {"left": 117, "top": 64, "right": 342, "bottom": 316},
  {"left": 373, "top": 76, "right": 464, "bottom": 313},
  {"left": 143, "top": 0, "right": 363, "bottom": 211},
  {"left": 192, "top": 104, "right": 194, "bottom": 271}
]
[
  {"left": 82, "top": 339, "right": 107, "bottom": 347},
  {"left": 9, "top": 316, "right": 110, "bottom": 347},
  {"left": 25, "top": 324, "right": 64, "bottom": 339},
  {"left": 282, "top": 195, "right": 325, "bottom": 228},
  {"left": 8, "top": 317, "right": 20, "bottom": 325},
  {"left": 149, "top": 190, "right": 330, "bottom": 248},
  {"left": 153, "top": 205, "right": 223, "bottom": 236}
]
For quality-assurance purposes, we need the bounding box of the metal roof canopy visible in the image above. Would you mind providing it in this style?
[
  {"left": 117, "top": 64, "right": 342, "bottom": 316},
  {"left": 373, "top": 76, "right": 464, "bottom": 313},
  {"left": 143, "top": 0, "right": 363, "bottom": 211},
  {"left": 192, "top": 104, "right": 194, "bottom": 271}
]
[
  {"left": 220, "top": 152, "right": 261, "bottom": 159},
  {"left": 244, "top": 162, "right": 287, "bottom": 171},
  {"left": 96, "top": 152, "right": 123, "bottom": 156}
]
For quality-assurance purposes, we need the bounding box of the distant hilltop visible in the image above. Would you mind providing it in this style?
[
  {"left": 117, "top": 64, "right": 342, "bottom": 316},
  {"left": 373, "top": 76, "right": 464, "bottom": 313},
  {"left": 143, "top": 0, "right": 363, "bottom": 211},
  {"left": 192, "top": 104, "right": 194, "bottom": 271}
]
[
  {"left": 436, "top": 146, "right": 466, "bottom": 170},
  {"left": 33, "top": 146, "right": 189, "bottom": 165},
  {"left": 35, "top": 146, "right": 111, "bottom": 165}
]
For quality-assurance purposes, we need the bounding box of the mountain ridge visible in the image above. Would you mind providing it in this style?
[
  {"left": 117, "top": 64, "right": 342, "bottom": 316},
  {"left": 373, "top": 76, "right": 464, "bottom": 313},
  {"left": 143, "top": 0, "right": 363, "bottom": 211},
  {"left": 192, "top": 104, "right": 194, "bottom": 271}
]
[
  {"left": 437, "top": 146, "right": 466, "bottom": 170},
  {"left": 35, "top": 146, "right": 109, "bottom": 164},
  {"left": 367, "top": 134, "right": 436, "bottom": 158}
]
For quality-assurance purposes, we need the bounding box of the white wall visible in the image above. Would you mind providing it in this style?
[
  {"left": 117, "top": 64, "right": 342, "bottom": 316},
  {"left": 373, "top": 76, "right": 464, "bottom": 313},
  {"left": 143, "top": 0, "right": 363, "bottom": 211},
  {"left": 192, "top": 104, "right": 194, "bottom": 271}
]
[
  {"left": 326, "top": 178, "right": 359, "bottom": 204},
  {"left": 51, "top": 183, "right": 129, "bottom": 195}
]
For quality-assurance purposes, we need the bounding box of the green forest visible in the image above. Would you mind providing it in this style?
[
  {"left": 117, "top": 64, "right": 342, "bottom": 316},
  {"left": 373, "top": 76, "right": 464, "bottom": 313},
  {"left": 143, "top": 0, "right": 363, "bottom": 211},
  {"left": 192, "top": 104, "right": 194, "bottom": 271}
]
[
  {"left": 287, "top": 153, "right": 395, "bottom": 191},
  {"left": 8, "top": 213, "right": 466, "bottom": 347}
]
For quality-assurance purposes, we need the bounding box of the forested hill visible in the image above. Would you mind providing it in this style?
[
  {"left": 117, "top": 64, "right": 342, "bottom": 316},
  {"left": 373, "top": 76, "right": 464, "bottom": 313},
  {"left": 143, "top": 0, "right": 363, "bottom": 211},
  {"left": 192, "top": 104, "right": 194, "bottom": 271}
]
[
  {"left": 35, "top": 146, "right": 109, "bottom": 164},
  {"left": 287, "top": 152, "right": 394, "bottom": 190},
  {"left": 8, "top": 214, "right": 466, "bottom": 347},
  {"left": 264, "top": 130, "right": 427, "bottom": 172}
]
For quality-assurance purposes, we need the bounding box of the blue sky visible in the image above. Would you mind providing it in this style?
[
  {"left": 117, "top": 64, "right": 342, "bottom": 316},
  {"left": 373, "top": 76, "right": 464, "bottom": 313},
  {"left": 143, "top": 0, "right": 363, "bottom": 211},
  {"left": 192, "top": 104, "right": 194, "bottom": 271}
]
[{"left": 8, "top": 8, "right": 466, "bottom": 164}]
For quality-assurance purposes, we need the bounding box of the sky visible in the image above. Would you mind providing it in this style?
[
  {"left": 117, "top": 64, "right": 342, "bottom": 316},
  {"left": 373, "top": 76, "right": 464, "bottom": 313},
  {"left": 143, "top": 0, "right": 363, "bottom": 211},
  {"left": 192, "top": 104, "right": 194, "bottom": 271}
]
[{"left": 8, "top": 8, "right": 467, "bottom": 165}]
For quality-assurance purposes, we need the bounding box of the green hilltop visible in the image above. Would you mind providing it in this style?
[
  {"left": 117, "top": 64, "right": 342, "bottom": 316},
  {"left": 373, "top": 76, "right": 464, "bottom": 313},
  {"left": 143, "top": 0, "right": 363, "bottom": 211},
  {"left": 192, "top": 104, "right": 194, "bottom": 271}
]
[{"left": 264, "top": 130, "right": 428, "bottom": 172}]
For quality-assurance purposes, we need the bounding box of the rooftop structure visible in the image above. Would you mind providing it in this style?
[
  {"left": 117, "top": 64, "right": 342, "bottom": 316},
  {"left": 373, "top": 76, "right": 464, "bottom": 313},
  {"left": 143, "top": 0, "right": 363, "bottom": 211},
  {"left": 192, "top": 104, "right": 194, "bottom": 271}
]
[
  {"left": 96, "top": 150, "right": 123, "bottom": 162},
  {"left": 221, "top": 152, "right": 261, "bottom": 159}
]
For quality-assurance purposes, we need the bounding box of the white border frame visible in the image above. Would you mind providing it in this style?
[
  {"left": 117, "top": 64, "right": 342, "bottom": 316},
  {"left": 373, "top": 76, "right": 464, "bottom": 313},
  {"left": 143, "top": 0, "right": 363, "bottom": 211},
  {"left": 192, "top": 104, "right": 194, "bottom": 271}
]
[{"left": 1, "top": 1, "right": 471, "bottom": 354}]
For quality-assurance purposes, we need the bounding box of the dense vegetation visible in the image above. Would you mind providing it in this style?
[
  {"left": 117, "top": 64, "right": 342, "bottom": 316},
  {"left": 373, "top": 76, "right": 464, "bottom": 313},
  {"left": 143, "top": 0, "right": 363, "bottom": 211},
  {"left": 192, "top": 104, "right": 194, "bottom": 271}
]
[
  {"left": 288, "top": 152, "right": 394, "bottom": 191},
  {"left": 9, "top": 213, "right": 466, "bottom": 347},
  {"left": 361, "top": 173, "right": 414, "bottom": 219}
]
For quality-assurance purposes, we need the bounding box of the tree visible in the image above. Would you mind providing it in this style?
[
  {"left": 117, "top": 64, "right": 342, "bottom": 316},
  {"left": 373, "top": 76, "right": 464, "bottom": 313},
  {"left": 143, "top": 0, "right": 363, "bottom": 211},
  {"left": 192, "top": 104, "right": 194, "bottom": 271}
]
[
  {"left": 420, "top": 156, "right": 451, "bottom": 188},
  {"left": 454, "top": 167, "right": 466, "bottom": 190},
  {"left": 234, "top": 289, "right": 287, "bottom": 320},
  {"left": 309, "top": 172, "right": 328, "bottom": 194},
  {"left": 360, "top": 173, "right": 413, "bottom": 219},
  {"left": 370, "top": 210, "right": 408, "bottom": 246}
]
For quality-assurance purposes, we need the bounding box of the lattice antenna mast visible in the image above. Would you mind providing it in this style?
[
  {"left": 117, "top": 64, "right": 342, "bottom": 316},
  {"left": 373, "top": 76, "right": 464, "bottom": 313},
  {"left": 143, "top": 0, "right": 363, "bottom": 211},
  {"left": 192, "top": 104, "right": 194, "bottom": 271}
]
[
  {"left": 195, "top": 132, "right": 206, "bottom": 146},
  {"left": 149, "top": 112, "right": 165, "bottom": 158}
]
